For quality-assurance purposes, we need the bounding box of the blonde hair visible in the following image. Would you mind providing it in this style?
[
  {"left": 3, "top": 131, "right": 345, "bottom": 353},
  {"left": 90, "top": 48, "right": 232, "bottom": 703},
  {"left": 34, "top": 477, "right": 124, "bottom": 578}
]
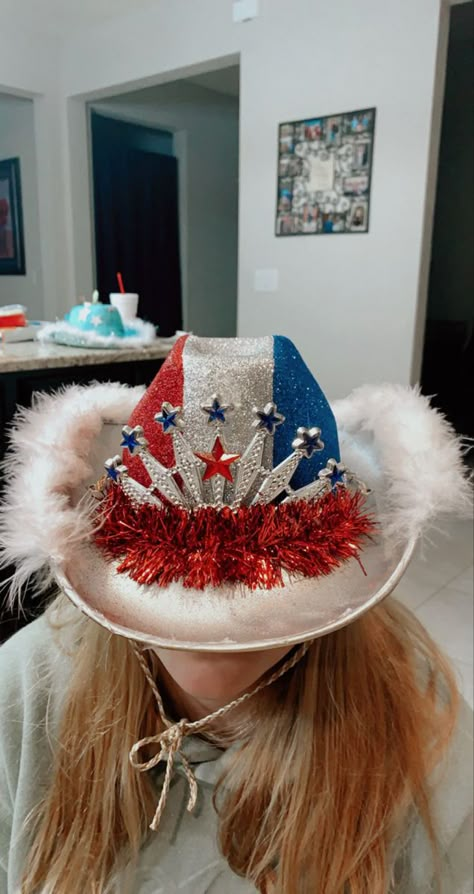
[{"left": 21, "top": 594, "right": 458, "bottom": 894}]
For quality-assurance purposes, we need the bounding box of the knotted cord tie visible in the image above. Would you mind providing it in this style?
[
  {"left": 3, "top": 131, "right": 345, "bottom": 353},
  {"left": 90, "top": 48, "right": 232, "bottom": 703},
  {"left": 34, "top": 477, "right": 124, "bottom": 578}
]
[
  {"left": 129, "top": 640, "right": 311, "bottom": 831},
  {"left": 130, "top": 716, "right": 198, "bottom": 831}
]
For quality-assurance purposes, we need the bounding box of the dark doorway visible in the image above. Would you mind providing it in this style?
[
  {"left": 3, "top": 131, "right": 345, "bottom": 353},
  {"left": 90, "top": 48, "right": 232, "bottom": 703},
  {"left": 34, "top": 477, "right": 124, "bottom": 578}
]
[
  {"left": 90, "top": 112, "right": 182, "bottom": 336},
  {"left": 421, "top": 2, "right": 474, "bottom": 438}
]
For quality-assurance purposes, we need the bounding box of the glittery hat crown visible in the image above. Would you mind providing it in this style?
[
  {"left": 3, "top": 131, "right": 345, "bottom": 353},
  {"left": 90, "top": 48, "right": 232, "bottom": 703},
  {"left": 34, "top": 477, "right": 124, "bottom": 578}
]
[{"left": 104, "top": 334, "right": 367, "bottom": 511}]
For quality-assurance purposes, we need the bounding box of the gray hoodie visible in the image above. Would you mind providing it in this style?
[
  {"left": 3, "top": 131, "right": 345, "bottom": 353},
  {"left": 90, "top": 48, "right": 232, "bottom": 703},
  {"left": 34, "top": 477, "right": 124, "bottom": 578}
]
[{"left": 0, "top": 613, "right": 472, "bottom": 894}]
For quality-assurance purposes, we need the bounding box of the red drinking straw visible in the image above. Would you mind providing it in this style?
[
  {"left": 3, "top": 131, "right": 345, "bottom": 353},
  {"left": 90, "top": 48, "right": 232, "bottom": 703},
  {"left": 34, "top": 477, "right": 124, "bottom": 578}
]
[{"left": 116, "top": 272, "right": 125, "bottom": 294}]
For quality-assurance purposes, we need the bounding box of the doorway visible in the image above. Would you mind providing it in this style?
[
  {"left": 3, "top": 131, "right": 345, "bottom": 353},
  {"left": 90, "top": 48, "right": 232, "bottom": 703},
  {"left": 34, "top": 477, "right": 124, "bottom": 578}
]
[
  {"left": 421, "top": 2, "right": 474, "bottom": 438},
  {"left": 89, "top": 62, "right": 240, "bottom": 338},
  {"left": 90, "top": 112, "right": 182, "bottom": 336}
]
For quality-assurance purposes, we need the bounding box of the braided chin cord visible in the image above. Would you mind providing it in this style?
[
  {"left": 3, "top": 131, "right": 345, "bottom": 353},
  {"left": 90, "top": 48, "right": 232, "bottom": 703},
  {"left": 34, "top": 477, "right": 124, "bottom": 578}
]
[{"left": 129, "top": 640, "right": 311, "bottom": 831}]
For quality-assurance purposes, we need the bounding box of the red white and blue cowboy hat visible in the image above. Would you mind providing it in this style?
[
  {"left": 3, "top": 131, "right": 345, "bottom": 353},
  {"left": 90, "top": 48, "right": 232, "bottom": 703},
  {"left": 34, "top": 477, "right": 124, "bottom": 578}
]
[{"left": 0, "top": 335, "right": 470, "bottom": 650}]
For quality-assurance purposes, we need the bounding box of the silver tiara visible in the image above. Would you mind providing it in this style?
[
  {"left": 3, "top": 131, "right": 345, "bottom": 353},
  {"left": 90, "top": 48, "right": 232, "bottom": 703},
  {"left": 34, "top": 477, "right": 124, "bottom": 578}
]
[{"left": 104, "top": 394, "right": 368, "bottom": 511}]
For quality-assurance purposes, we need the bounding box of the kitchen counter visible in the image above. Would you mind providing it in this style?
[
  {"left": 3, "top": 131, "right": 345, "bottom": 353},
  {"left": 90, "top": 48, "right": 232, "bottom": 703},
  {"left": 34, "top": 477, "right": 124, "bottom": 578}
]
[
  {"left": 0, "top": 337, "right": 172, "bottom": 463},
  {"left": 0, "top": 338, "right": 171, "bottom": 374}
]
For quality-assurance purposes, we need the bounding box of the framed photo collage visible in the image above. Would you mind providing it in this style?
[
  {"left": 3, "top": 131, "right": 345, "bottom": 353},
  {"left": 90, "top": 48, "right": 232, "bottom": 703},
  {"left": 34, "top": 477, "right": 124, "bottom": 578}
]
[{"left": 276, "top": 107, "right": 376, "bottom": 237}]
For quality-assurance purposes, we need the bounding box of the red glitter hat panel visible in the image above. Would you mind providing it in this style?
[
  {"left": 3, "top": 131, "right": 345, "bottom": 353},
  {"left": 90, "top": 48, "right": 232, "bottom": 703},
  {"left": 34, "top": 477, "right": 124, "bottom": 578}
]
[{"left": 125, "top": 335, "right": 188, "bottom": 485}]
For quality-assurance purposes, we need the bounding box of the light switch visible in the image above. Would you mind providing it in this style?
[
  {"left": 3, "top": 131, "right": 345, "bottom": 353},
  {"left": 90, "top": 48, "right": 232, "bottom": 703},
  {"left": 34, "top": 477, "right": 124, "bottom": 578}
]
[
  {"left": 254, "top": 268, "right": 279, "bottom": 292},
  {"left": 233, "top": 0, "right": 259, "bottom": 24}
]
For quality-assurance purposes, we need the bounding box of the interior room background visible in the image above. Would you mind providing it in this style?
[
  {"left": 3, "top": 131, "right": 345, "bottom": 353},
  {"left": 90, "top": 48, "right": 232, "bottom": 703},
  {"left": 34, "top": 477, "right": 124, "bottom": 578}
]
[{"left": 0, "top": 0, "right": 472, "bottom": 427}]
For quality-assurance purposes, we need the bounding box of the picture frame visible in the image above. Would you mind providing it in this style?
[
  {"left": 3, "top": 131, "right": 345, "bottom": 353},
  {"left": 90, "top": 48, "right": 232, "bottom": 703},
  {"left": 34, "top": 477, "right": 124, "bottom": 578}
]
[
  {"left": 275, "top": 107, "right": 376, "bottom": 237},
  {"left": 0, "top": 157, "right": 26, "bottom": 274}
]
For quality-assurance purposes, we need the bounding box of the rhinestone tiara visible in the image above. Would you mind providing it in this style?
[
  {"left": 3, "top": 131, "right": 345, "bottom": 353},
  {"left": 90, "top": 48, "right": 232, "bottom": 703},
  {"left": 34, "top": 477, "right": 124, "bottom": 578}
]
[{"left": 104, "top": 394, "right": 368, "bottom": 511}]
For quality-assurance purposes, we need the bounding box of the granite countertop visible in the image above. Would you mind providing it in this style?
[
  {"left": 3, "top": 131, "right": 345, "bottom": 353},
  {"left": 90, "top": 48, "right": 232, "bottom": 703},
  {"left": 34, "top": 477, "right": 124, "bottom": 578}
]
[{"left": 0, "top": 339, "right": 172, "bottom": 374}]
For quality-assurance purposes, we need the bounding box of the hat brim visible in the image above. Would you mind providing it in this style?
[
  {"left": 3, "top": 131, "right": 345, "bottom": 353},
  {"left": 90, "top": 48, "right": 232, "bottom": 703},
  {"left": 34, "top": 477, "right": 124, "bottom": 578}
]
[
  {"left": 1, "top": 378, "right": 468, "bottom": 652},
  {"left": 54, "top": 531, "right": 415, "bottom": 652},
  {"left": 38, "top": 320, "right": 157, "bottom": 349}
]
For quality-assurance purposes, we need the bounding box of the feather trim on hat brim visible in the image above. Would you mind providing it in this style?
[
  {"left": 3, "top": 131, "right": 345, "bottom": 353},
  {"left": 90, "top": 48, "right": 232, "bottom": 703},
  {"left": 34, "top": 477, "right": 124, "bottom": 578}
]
[
  {"left": 332, "top": 384, "right": 472, "bottom": 546},
  {"left": 0, "top": 383, "right": 144, "bottom": 603},
  {"left": 37, "top": 318, "right": 157, "bottom": 349},
  {"left": 0, "top": 381, "right": 470, "bottom": 649}
]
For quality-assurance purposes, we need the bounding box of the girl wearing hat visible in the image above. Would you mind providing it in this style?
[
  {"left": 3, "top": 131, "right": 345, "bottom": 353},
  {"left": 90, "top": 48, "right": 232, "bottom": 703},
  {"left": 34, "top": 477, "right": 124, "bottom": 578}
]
[{"left": 0, "top": 335, "right": 472, "bottom": 894}]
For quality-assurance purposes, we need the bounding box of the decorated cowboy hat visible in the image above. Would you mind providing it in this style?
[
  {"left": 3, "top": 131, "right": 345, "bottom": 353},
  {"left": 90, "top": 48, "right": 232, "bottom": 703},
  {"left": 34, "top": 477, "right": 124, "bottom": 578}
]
[
  {"left": 38, "top": 292, "right": 157, "bottom": 349},
  {"left": 0, "top": 334, "right": 470, "bottom": 651}
]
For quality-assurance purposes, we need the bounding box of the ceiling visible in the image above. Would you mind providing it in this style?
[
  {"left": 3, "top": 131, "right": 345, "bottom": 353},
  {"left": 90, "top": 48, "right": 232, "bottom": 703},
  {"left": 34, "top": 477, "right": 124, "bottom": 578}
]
[
  {"left": 96, "top": 65, "right": 240, "bottom": 107},
  {"left": 3, "top": 0, "right": 240, "bottom": 97},
  {"left": 1, "top": 0, "right": 164, "bottom": 35},
  {"left": 5, "top": 0, "right": 469, "bottom": 37},
  {"left": 189, "top": 66, "right": 240, "bottom": 97}
]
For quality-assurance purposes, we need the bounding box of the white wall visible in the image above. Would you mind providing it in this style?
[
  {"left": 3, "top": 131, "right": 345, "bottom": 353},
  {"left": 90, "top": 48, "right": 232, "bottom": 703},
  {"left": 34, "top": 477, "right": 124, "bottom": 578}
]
[
  {"left": 0, "top": 94, "right": 44, "bottom": 316},
  {"left": 237, "top": 0, "right": 448, "bottom": 397},
  {"left": 1, "top": 0, "right": 448, "bottom": 398},
  {"left": 0, "top": 24, "right": 74, "bottom": 320},
  {"left": 91, "top": 80, "right": 239, "bottom": 336}
]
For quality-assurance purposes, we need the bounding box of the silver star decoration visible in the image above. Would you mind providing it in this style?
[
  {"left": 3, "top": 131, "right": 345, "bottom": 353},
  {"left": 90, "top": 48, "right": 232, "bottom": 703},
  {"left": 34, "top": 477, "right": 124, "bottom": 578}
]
[
  {"left": 104, "top": 455, "right": 128, "bottom": 483},
  {"left": 252, "top": 402, "right": 285, "bottom": 435},
  {"left": 318, "top": 458, "right": 347, "bottom": 483},
  {"left": 201, "top": 394, "right": 233, "bottom": 424},
  {"left": 154, "top": 402, "right": 185, "bottom": 434},
  {"left": 90, "top": 314, "right": 103, "bottom": 327},
  {"left": 120, "top": 425, "right": 149, "bottom": 455},
  {"left": 292, "top": 426, "right": 325, "bottom": 458}
]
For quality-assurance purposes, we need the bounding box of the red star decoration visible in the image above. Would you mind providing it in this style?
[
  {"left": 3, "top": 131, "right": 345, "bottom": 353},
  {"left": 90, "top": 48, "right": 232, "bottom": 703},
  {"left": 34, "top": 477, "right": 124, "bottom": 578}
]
[{"left": 194, "top": 437, "right": 240, "bottom": 483}]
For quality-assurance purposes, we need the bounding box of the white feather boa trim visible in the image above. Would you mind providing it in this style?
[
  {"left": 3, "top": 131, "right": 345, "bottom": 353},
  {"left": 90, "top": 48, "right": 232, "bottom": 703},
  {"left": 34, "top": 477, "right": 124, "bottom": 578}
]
[
  {"left": 37, "top": 317, "right": 157, "bottom": 348},
  {"left": 0, "top": 381, "right": 471, "bottom": 599},
  {"left": 333, "top": 384, "right": 472, "bottom": 544},
  {"left": 0, "top": 383, "right": 144, "bottom": 599}
]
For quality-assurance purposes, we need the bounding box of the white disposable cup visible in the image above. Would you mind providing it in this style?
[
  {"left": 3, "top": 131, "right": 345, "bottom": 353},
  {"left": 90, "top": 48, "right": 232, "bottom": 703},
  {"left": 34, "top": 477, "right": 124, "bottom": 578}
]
[{"left": 109, "top": 292, "right": 139, "bottom": 322}]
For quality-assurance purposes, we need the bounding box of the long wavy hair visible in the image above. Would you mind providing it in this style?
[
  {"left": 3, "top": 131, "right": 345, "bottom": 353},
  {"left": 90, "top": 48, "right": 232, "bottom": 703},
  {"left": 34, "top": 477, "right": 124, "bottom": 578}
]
[{"left": 20, "top": 593, "right": 458, "bottom": 894}]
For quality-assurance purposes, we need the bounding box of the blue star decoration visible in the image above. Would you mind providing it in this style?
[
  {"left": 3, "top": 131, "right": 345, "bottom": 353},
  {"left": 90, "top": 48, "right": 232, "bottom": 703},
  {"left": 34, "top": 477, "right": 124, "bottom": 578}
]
[
  {"left": 154, "top": 402, "right": 184, "bottom": 434},
  {"left": 120, "top": 425, "right": 148, "bottom": 455},
  {"left": 253, "top": 402, "right": 285, "bottom": 435},
  {"left": 318, "top": 458, "right": 347, "bottom": 489},
  {"left": 292, "top": 426, "right": 325, "bottom": 459},
  {"left": 201, "top": 395, "right": 232, "bottom": 424},
  {"left": 104, "top": 455, "right": 128, "bottom": 482}
]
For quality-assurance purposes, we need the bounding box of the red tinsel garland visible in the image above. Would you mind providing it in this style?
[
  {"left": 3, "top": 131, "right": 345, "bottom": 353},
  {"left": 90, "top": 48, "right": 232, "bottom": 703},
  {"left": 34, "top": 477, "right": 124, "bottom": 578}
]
[{"left": 93, "top": 486, "right": 376, "bottom": 590}]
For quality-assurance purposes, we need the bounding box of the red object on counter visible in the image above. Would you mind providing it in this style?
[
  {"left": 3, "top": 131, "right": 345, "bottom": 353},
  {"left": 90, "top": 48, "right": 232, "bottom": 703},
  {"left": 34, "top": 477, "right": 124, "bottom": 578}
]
[{"left": 0, "top": 311, "right": 27, "bottom": 327}]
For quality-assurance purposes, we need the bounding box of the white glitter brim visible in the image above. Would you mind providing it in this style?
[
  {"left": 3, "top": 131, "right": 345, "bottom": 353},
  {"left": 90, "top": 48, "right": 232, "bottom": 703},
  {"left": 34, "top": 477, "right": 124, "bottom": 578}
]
[{"left": 53, "top": 533, "right": 415, "bottom": 652}]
